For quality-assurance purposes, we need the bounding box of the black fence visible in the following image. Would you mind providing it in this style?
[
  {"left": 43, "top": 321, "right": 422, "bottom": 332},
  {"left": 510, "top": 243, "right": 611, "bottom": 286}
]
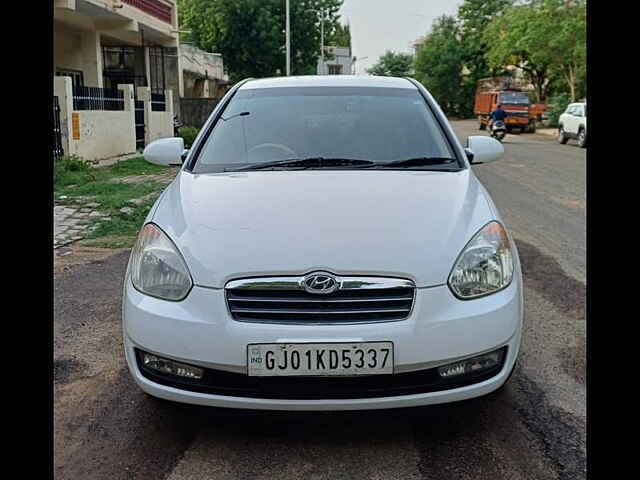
[
  {"left": 72, "top": 86, "right": 125, "bottom": 111},
  {"left": 53, "top": 96, "right": 64, "bottom": 161},
  {"left": 151, "top": 92, "right": 166, "bottom": 112}
]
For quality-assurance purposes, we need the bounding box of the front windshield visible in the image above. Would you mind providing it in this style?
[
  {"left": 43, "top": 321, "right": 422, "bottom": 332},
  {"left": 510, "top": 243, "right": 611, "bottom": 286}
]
[
  {"left": 499, "top": 91, "right": 530, "bottom": 105},
  {"left": 192, "top": 86, "right": 458, "bottom": 173}
]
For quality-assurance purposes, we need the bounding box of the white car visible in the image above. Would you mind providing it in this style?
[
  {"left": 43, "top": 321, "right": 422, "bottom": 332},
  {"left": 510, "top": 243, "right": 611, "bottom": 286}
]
[
  {"left": 123, "top": 75, "right": 523, "bottom": 411},
  {"left": 558, "top": 102, "right": 587, "bottom": 148}
]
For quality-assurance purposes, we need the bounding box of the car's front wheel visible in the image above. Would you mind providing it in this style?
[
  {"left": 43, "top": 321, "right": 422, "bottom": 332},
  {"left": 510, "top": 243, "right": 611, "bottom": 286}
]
[
  {"left": 558, "top": 126, "right": 568, "bottom": 144},
  {"left": 578, "top": 129, "right": 586, "bottom": 148}
]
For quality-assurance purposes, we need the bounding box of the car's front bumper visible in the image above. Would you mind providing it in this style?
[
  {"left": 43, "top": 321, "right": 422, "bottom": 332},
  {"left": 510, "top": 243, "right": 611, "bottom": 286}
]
[{"left": 123, "top": 275, "right": 523, "bottom": 411}]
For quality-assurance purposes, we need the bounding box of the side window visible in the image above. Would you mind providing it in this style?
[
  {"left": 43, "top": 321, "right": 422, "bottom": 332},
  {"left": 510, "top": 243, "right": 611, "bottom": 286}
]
[{"left": 575, "top": 106, "right": 584, "bottom": 117}]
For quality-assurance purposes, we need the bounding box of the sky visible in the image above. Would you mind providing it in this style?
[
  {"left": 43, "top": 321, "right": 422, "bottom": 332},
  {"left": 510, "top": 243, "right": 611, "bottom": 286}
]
[{"left": 338, "top": 0, "right": 464, "bottom": 74}]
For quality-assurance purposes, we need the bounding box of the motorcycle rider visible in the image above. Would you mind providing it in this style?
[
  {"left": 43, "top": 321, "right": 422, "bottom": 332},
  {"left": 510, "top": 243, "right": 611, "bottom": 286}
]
[{"left": 489, "top": 104, "right": 508, "bottom": 131}]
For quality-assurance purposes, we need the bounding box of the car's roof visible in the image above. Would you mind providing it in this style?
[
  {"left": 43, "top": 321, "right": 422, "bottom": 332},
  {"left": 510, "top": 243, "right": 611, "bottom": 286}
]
[{"left": 239, "top": 75, "right": 416, "bottom": 90}]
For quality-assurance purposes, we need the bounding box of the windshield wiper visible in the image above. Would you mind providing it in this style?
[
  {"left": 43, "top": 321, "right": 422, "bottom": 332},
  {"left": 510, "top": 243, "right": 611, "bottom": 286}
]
[
  {"left": 373, "top": 157, "right": 460, "bottom": 170},
  {"left": 231, "top": 157, "right": 376, "bottom": 171},
  {"left": 221, "top": 111, "right": 250, "bottom": 121}
]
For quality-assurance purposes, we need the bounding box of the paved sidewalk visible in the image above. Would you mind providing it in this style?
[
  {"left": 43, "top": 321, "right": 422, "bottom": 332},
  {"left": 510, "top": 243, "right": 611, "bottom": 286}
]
[
  {"left": 54, "top": 204, "right": 109, "bottom": 249},
  {"left": 536, "top": 128, "right": 557, "bottom": 137}
]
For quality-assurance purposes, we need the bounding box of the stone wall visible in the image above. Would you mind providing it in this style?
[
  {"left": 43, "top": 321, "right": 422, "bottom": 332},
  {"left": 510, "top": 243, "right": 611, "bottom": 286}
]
[{"left": 179, "top": 98, "right": 219, "bottom": 128}]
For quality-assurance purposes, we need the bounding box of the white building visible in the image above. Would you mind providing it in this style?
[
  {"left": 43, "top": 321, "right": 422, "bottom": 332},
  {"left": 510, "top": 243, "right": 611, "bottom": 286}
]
[
  {"left": 180, "top": 43, "right": 230, "bottom": 99},
  {"left": 317, "top": 46, "right": 354, "bottom": 75}
]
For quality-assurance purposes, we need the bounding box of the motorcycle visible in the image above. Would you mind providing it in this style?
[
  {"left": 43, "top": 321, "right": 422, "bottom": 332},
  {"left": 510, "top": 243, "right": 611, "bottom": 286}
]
[
  {"left": 490, "top": 120, "right": 507, "bottom": 142},
  {"left": 173, "top": 116, "right": 183, "bottom": 137}
]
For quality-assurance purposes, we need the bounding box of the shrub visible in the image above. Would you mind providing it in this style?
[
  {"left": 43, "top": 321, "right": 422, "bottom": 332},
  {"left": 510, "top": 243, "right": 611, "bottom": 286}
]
[
  {"left": 54, "top": 154, "right": 93, "bottom": 181},
  {"left": 544, "top": 94, "right": 571, "bottom": 128},
  {"left": 53, "top": 155, "right": 92, "bottom": 186},
  {"left": 55, "top": 155, "right": 93, "bottom": 173},
  {"left": 178, "top": 126, "right": 199, "bottom": 148}
]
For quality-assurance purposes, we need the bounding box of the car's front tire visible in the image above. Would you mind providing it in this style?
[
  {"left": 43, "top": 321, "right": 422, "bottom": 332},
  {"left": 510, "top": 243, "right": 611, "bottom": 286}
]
[
  {"left": 558, "top": 126, "right": 568, "bottom": 144},
  {"left": 578, "top": 128, "right": 586, "bottom": 148}
]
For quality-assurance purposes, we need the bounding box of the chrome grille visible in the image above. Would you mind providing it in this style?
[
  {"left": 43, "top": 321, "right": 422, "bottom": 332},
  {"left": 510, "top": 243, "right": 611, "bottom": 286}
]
[{"left": 225, "top": 275, "right": 415, "bottom": 324}]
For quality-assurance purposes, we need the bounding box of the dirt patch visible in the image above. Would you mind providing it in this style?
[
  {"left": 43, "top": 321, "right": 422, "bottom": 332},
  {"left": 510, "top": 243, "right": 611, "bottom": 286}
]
[
  {"left": 514, "top": 372, "right": 586, "bottom": 480},
  {"left": 550, "top": 195, "right": 585, "bottom": 211},
  {"left": 54, "top": 249, "right": 199, "bottom": 480},
  {"left": 514, "top": 239, "right": 585, "bottom": 320},
  {"left": 54, "top": 245, "right": 130, "bottom": 276},
  {"left": 54, "top": 357, "right": 88, "bottom": 384}
]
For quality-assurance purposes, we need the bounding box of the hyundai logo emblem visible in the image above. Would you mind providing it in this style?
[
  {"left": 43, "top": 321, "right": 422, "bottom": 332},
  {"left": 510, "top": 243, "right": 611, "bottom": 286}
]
[{"left": 302, "top": 272, "right": 339, "bottom": 294}]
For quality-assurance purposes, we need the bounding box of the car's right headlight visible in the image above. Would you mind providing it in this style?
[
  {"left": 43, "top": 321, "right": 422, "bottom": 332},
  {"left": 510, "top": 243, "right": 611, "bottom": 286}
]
[
  {"left": 448, "top": 221, "right": 514, "bottom": 299},
  {"left": 130, "top": 223, "right": 193, "bottom": 301}
]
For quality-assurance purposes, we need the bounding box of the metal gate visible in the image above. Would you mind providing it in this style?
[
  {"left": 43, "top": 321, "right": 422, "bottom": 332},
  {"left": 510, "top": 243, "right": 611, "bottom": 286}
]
[
  {"left": 135, "top": 95, "right": 145, "bottom": 150},
  {"left": 53, "top": 96, "right": 64, "bottom": 160}
]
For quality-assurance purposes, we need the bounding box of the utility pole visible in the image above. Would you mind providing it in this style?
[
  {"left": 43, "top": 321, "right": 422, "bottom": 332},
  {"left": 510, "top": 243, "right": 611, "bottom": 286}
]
[
  {"left": 285, "top": 0, "right": 291, "bottom": 76},
  {"left": 320, "top": 9, "right": 324, "bottom": 75}
]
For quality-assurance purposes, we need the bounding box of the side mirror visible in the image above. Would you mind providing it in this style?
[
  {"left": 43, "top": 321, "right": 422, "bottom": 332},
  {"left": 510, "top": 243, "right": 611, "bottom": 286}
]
[
  {"left": 466, "top": 136, "right": 504, "bottom": 165},
  {"left": 143, "top": 137, "right": 185, "bottom": 166}
]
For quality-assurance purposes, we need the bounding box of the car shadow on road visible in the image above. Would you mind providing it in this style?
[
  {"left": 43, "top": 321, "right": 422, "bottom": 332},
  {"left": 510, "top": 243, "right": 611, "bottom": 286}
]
[{"left": 147, "top": 381, "right": 534, "bottom": 479}]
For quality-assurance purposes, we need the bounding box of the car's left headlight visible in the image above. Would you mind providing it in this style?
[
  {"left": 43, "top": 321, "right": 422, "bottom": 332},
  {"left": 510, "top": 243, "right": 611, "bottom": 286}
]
[
  {"left": 130, "top": 223, "right": 193, "bottom": 301},
  {"left": 448, "top": 221, "right": 514, "bottom": 299}
]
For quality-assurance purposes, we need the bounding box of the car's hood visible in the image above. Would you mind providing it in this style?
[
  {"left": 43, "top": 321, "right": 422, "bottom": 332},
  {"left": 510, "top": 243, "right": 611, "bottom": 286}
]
[{"left": 152, "top": 170, "right": 496, "bottom": 288}]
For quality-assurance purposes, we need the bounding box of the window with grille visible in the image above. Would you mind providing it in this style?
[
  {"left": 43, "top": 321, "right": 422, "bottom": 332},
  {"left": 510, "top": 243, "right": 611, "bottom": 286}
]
[{"left": 56, "top": 69, "right": 84, "bottom": 88}]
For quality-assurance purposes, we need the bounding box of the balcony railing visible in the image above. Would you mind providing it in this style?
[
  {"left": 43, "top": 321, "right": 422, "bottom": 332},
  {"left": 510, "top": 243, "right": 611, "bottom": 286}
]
[{"left": 122, "top": 0, "right": 172, "bottom": 24}]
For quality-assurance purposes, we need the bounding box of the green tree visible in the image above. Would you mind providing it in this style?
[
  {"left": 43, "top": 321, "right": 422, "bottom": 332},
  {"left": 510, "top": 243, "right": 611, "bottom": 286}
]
[
  {"left": 328, "top": 22, "right": 351, "bottom": 47},
  {"left": 483, "top": 0, "right": 585, "bottom": 102},
  {"left": 457, "top": 0, "right": 514, "bottom": 78},
  {"left": 541, "top": 0, "right": 586, "bottom": 101},
  {"left": 414, "top": 15, "right": 467, "bottom": 116},
  {"left": 484, "top": 3, "right": 552, "bottom": 101},
  {"left": 178, "top": 0, "right": 344, "bottom": 81},
  {"left": 457, "top": 0, "right": 514, "bottom": 115},
  {"left": 367, "top": 51, "right": 414, "bottom": 77}
]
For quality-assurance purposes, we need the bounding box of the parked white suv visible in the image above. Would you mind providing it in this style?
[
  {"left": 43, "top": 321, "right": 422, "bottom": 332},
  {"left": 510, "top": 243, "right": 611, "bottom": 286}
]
[
  {"left": 558, "top": 102, "right": 587, "bottom": 148},
  {"left": 123, "top": 76, "right": 523, "bottom": 411}
]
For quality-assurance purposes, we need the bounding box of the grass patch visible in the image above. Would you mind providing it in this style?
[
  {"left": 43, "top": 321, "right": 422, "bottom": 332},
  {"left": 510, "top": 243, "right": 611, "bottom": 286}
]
[
  {"left": 55, "top": 156, "right": 176, "bottom": 249},
  {"left": 54, "top": 156, "right": 168, "bottom": 191},
  {"left": 86, "top": 200, "right": 156, "bottom": 239}
]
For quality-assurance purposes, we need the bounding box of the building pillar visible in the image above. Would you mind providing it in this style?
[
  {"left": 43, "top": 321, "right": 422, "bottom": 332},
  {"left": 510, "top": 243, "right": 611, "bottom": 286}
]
[
  {"left": 118, "top": 84, "right": 137, "bottom": 150},
  {"left": 81, "top": 30, "right": 103, "bottom": 87},
  {"left": 143, "top": 46, "right": 152, "bottom": 90},
  {"left": 54, "top": 76, "right": 76, "bottom": 156},
  {"left": 176, "top": 42, "right": 185, "bottom": 99},
  {"left": 165, "top": 89, "right": 174, "bottom": 116}
]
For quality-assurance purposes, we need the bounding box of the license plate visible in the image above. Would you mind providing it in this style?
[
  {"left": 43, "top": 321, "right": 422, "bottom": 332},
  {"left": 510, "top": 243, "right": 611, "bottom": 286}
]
[{"left": 247, "top": 342, "right": 394, "bottom": 377}]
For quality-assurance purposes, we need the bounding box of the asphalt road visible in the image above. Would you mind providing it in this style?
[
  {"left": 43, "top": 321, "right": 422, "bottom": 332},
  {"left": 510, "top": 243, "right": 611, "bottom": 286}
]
[{"left": 54, "top": 120, "right": 586, "bottom": 480}]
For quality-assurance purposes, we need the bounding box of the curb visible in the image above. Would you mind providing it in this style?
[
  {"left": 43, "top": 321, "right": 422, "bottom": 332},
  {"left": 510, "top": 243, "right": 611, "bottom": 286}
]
[{"left": 535, "top": 129, "right": 557, "bottom": 137}]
